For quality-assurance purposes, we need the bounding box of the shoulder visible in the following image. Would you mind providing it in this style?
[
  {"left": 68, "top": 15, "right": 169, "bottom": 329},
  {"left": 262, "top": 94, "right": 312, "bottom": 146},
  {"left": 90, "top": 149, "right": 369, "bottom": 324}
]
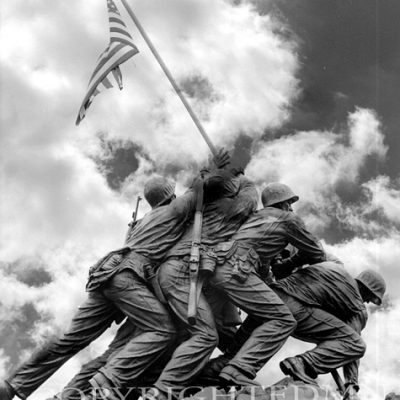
[{"left": 286, "top": 212, "right": 307, "bottom": 228}]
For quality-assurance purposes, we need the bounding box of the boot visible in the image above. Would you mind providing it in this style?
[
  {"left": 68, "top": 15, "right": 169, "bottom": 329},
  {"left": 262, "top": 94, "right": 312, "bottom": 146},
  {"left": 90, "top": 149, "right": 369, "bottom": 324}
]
[
  {"left": 201, "top": 354, "right": 231, "bottom": 380},
  {"left": 279, "top": 357, "right": 317, "bottom": 385},
  {"left": 219, "top": 365, "right": 260, "bottom": 387}
]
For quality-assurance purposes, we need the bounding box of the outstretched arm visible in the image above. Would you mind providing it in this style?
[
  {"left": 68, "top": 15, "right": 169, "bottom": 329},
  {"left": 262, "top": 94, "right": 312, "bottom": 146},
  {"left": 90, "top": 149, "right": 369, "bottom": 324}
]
[{"left": 272, "top": 215, "right": 325, "bottom": 279}]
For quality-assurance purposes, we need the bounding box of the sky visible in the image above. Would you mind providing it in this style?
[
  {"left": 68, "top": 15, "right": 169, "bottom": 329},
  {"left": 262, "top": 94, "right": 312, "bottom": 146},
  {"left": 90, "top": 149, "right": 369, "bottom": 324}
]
[{"left": 0, "top": 0, "right": 399, "bottom": 398}]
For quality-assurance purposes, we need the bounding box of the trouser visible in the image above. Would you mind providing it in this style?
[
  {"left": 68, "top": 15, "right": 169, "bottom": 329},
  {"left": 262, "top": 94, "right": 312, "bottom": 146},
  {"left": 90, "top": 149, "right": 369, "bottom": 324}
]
[
  {"left": 7, "top": 270, "right": 176, "bottom": 399},
  {"left": 56, "top": 299, "right": 239, "bottom": 400},
  {"left": 207, "top": 260, "right": 297, "bottom": 379},
  {"left": 153, "top": 258, "right": 219, "bottom": 395},
  {"left": 58, "top": 321, "right": 139, "bottom": 400},
  {"left": 275, "top": 289, "right": 366, "bottom": 375}
]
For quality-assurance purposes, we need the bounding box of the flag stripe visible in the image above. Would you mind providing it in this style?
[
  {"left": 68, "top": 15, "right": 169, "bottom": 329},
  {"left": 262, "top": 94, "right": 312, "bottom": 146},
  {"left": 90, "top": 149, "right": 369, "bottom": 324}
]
[
  {"left": 88, "top": 45, "right": 137, "bottom": 86},
  {"left": 81, "top": 48, "right": 137, "bottom": 109},
  {"left": 109, "top": 16, "right": 129, "bottom": 26},
  {"left": 76, "top": 0, "right": 139, "bottom": 125},
  {"left": 109, "top": 20, "right": 130, "bottom": 30},
  {"left": 110, "top": 34, "right": 138, "bottom": 46},
  {"left": 102, "top": 76, "right": 113, "bottom": 89},
  {"left": 89, "top": 42, "right": 129, "bottom": 82},
  {"left": 110, "top": 27, "right": 133, "bottom": 37}
]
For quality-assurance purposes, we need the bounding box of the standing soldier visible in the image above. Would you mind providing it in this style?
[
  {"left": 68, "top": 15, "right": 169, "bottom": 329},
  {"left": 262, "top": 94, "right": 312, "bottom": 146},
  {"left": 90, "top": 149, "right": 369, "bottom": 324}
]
[
  {"left": 149, "top": 167, "right": 259, "bottom": 399},
  {"left": 204, "top": 182, "right": 325, "bottom": 386},
  {"left": 0, "top": 150, "right": 230, "bottom": 400}
]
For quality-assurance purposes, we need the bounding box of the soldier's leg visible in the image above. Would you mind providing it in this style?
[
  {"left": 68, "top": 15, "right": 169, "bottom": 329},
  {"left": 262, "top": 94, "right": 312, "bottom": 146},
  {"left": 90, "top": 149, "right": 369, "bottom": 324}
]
[
  {"left": 89, "top": 270, "right": 177, "bottom": 390},
  {"left": 59, "top": 320, "right": 137, "bottom": 400},
  {"left": 152, "top": 258, "right": 219, "bottom": 396},
  {"left": 5, "top": 292, "right": 117, "bottom": 400},
  {"left": 204, "top": 286, "right": 240, "bottom": 353},
  {"left": 293, "top": 308, "right": 366, "bottom": 375},
  {"left": 209, "top": 261, "right": 297, "bottom": 380},
  {"left": 275, "top": 289, "right": 366, "bottom": 377}
]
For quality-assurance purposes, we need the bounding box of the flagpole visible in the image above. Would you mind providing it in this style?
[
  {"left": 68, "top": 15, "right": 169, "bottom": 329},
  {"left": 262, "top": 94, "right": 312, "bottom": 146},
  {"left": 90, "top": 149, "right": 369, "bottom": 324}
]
[{"left": 119, "top": 0, "right": 217, "bottom": 157}]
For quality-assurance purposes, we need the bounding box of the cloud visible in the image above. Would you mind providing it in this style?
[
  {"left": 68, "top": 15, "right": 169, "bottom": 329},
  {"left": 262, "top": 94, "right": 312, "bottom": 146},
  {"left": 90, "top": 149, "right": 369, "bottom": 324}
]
[
  {"left": 246, "top": 107, "right": 387, "bottom": 233},
  {"left": 1, "top": 1, "right": 399, "bottom": 399},
  {"left": 0, "top": 1, "right": 300, "bottom": 398},
  {"left": 362, "top": 175, "right": 400, "bottom": 224}
]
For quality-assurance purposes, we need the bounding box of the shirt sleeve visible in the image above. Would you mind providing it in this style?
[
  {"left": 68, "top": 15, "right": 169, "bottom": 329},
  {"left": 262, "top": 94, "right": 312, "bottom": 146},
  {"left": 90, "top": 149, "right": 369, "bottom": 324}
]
[
  {"left": 284, "top": 214, "right": 326, "bottom": 268},
  {"left": 169, "top": 189, "right": 197, "bottom": 221},
  {"left": 221, "top": 176, "right": 258, "bottom": 220}
]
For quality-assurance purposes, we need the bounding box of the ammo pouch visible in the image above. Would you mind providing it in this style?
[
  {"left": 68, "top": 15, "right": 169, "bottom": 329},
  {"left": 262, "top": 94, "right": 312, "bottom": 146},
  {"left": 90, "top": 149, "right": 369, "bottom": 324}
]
[
  {"left": 226, "top": 243, "right": 260, "bottom": 283},
  {"left": 200, "top": 247, "right": 218, "bottom": 275}
]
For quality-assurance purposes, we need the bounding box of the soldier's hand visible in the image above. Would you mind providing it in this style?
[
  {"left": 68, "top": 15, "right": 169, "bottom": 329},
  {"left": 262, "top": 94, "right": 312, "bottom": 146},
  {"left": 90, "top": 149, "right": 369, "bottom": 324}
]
[
  {"left": 343, "top": 384, "right": 359, "bottom": 400},
  {"left": 271, "top": 258, "right": 295, "bottom": 280},
  {"left": 213, "top": 148, "right": 230, "bottom": 169}
]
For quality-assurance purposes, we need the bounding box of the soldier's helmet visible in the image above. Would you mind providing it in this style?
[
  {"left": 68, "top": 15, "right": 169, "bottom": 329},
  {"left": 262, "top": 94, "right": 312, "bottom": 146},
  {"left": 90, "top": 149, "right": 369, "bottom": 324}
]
[
  {"left": 144, "top": 177, "right": 176, "bottom": 209},
  {"left": 355, "top": 269, "right": 386, "bottom": 305},
  {"left": 261, "top": 183, "right": 299, "bottom": 207}
]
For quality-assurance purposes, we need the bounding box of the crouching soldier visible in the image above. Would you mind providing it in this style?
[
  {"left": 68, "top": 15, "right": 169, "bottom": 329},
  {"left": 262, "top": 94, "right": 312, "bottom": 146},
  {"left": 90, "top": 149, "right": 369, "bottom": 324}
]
[
  {"left": 207, "top": 259, "right": 385, "bottom": 400},
  {"left": 276, "top": 264, "right": 386, "bottom": 400}
]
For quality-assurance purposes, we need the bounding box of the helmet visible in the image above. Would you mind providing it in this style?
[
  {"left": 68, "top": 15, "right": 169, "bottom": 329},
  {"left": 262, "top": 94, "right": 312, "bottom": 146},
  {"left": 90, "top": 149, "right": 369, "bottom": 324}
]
[
  {"left": 355, "top": 269, "right": 386, "bottom": 305},
  {"left": 261, "top": 183, "right": 299, "bottom": 207},
  {"left": 144, "top": 177, "right": 176, "bottom": 209}
]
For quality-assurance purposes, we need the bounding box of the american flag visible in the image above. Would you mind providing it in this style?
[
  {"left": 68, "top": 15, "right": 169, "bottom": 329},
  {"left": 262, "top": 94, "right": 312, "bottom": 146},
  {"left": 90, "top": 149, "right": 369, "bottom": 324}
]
[{"left": 76, "top": 0, "right": 139, "bottom": 125}]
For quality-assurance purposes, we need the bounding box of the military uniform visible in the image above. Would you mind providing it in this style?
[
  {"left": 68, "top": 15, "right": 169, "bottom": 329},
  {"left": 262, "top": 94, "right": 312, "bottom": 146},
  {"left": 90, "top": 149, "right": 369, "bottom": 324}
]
[
  {"left": 153, "top": 175, "right": 258, "bottom": 395},
  {"left": 5, "top": 190, "right": 197, "bottom": 400},
  {"left": 207, "top": 206, "right": 325, "bottom": 382},
  {"left": 54, "top": 302, "right": 240, "bottom": 400},
  {"left": 272, "top": 261, "right": 367, "bottom": 387}
]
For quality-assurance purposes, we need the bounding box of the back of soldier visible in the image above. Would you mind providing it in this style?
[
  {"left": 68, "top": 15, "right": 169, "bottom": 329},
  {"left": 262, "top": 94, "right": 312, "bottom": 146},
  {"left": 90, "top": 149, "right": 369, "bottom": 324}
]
[
  {"left": 272, "top": 261, "right": 365, "bottom": 320},
  {"left": 231, "top": 207, "right": 295, "bottom": 264},
  {"left": 125, "top": 192, "right": 195, "bottom": 263}
]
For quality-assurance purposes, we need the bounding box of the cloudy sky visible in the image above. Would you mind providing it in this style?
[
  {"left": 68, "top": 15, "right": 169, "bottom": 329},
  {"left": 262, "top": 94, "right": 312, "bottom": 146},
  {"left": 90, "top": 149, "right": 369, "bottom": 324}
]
[{"left": 1, "top": 0, "right": 400, "bottom": 398}]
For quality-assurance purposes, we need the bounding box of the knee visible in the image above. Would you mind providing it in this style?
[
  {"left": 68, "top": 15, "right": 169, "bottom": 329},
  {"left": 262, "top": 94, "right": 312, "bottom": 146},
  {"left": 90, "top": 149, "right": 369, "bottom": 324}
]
[
  {"left": 280, "top": 312, "right": 297, "bottom": 334},
  {"left": 157, "top": 319, "right": 178, "bottom": 338},
  {"left": 199, "top": 328, "right": 219, "bottom": 349},
  {"left": 356, "top": 336, "right": 367, "bottom": 357}
]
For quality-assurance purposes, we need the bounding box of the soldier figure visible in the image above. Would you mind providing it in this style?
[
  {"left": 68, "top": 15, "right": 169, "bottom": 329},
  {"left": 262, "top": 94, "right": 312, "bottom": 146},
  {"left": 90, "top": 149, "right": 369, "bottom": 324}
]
[
  {"left": 147, "top": 167, "right": 258, "bottom": 399},
  {"left": 0, "top": 151, "right": 230, "bottom": 400},
  {"left": 0, "top": 177, "right": 185, "bottom": 400},
  {"left": 207, "top": 259, "right": 385, "bottom": 400},
  {"left": 204, "top": 182, "right": 325, "bottom": 386},
  {"left": 276, "top": 266, "right": 386, "bottom": 400}
]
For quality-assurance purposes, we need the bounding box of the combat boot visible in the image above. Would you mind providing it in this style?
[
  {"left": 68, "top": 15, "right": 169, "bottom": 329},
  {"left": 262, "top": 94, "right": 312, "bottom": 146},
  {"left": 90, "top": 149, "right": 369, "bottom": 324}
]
[
  {"left": 219, "top": 365, "right": 261, "bottom": 387},
  {"left": 0, "top": 381, "right": 15, "bottom": 400},
  {"left": 279, "top": 356, "right": 317, "bottom": 385},
  {"left": 201, "top": 354, "right": 231, "bottom": 380}
]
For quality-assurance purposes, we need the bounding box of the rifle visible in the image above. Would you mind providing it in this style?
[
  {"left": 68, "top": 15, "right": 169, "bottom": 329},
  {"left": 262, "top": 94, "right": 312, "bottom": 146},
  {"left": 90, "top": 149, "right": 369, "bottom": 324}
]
[
  {"left": 132, "top": 196, "right": 142, "bottom": 222},
  {"left": 187, "top": 179, "right": 204, "bottom": 326},
  {"left": 331, "top": 369, "right": 346, "bottom": 397},
  {"left": 125, "top": 196, "right": 142, "bottom": 244}
]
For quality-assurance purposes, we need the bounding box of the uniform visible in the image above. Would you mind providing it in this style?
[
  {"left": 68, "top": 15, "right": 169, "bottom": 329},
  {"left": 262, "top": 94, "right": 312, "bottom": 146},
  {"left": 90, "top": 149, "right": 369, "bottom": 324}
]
[
  {"left": 153, "top": 175, "right": 258, "bottom": 395},
  {"left": 272, "top": 261, "right": 367, "bottom": 386},
  {"left": 5, "top": 190, "right": 197, "bottom": 400},
  {"left": 208, "top": 206, "right": 325, "bottom": 381}
]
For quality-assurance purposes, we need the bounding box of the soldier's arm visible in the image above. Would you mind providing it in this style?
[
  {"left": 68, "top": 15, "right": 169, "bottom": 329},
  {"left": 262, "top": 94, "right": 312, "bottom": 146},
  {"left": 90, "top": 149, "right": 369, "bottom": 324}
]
[
  {"left": 170, "top": 188, "right": 197, "bottom": 221},
  {"left": 273, "top": 215, "right": 325, "bottom": 279},
  {"left": 284, "top": 215, "right": 325, "bottom": 266},
  {"left": 220, "top": 175, "right": 258, "bottom": 220}
]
